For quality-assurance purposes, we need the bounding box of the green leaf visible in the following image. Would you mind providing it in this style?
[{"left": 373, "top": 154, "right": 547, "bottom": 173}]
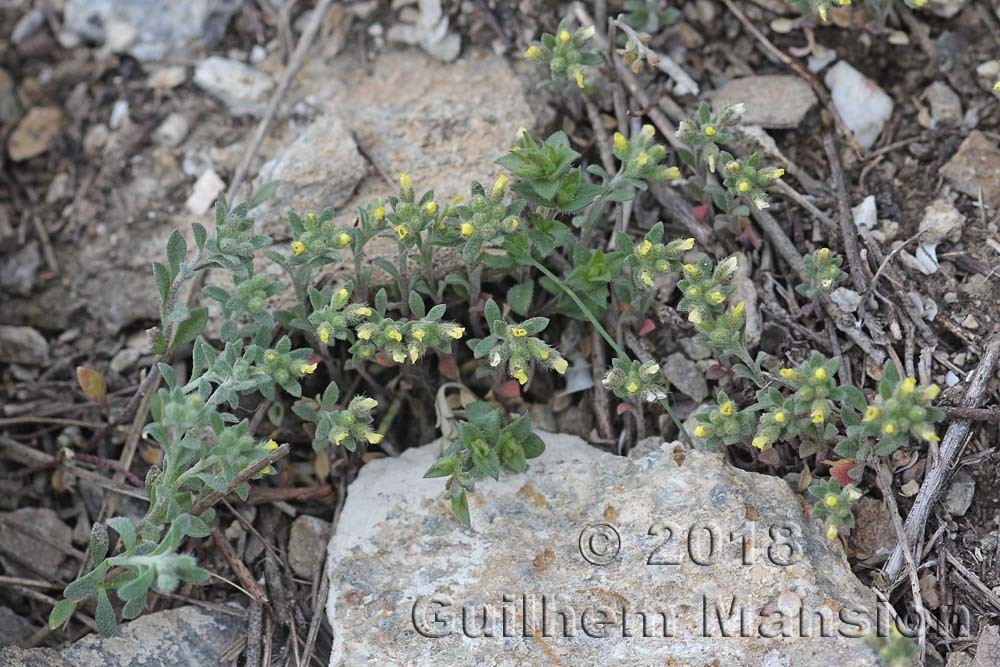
[
  {"left": 507, "top": 282, "right": 534, "bottom": 316},
  {"left": 166, "top": 230, "right": 187, "bottom": 279},
  {"left": 107, "top": 517, "right": 136, "bottom": 555},
  {"left": 89, "top": 523, "right": 109, "bottom": 564},
  {"left": 451, "top": 491, "right": 471, "bottom": 528},
  {"left": 76, "top": 366, "right": 107, "bottom": 405},
  {"left": 64, "top": 561, "right": 109, "bottom": 601},
  {"left": 48, "top": 599, "right": 77, "bottom": 629},
  {"left": 172, "top": 308, "right": 209, "bottom": 349},
  {"left": 424, "top": 456, "right": 456, "bottom": 478},
  {"left": 117, "top": 569, "right": 154, "bottom": 605},
  {"left": 408, "top": 291, "right": 426, "bottom": 317},
  {"left": 153, "top": 262, "right": 171, "bottom": 305},
  {"left": 247, "top": 182, "right": 277, "bottom": 209},
  {"left": 521, "top": 433, "right": 545, "bottom": 459},
  {"left": 471, "top": 445, "right": 501, "bottom": 481},
  {"left": 191, "top": 222, "right": 207, "bottom": 250},
  {"left": 95, "top": 588, "right": 117, "bottom": 637}
]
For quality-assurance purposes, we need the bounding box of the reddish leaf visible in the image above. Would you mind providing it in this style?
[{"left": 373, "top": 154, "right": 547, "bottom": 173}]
[
  {"left": 638, "top": 319, "right": 656, "bottom": 337},
  {"left": 616, "top": 403, "right": 636, "bottom": 415},
  {"left": 692, "top": 203, "right": 712, "bottom": 222},
  {"left": 374, "top": 351, "right": 396, "bottom": 368},
  {"left": 758, "top": 447, "right": 781, "bottom": 466},
  {"left": 494, "top": 380, "right": 521, "bottom": 400},
  {"left": 438, "top": 355, "right": 459, "bottom": 380},
  {"left": 76, "top": 366, "right": 107, "bottom": 405},
  {"left": 827, "top": 459, "right": 856, "bottom": 486},
  {"left": 704, "top": 364, "right": 727, "bottom": 381}
]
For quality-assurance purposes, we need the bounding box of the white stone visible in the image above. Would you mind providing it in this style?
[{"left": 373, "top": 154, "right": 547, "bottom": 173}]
[
  {"left": 824, "top": 61, "right": 893, "bottom": 150},
  {"left": 327, "top": 434, "right": 881, "bottom": 666},
  {"left": 109, "top": 98, "right": 129, "bottom": 130},
  {"left": 830, "top": 287, "right": 863, "bottom": 313},
  {"left": 919, "top": 199, "right": 964, "bottom": 243},
  {"left": 193, "top": 57, "right": 274, "bottom": 116},
  {"left": 154, "top": 112, "right": 189, "bottom": 148},
  {"left": 925, "top": 82, "right": 962, "bottom": 128},
  {"left": 185, "top": 169, "right": 225, "bottom": 215},
  {"left": 851, "top": 195, "right": 877, "bottom": 230}
]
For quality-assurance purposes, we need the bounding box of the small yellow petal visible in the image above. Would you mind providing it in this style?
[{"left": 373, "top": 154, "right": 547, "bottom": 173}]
[
  {"left": 399, "top": 173, "right": 412, "bottom": 188},
  {"left": 291, "top": 241, "right": 306, "bottom": 256}
]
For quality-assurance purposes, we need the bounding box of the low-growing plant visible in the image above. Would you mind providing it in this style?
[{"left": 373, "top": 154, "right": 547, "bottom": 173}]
[{"left": 808, "top": 478, "right": 863, "bottom": 541}]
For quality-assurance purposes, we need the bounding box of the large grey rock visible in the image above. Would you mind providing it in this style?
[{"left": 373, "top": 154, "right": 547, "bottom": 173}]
[
  {"left": 327, "top": 433, "right": 881, "bottom": 666},
  {"left": 63, "top": 0, "right": 241, "bottom": 62},
  {"left": 0, "top": 508, "right": 70, "bottom": 577},
  {"left": 663, "top": 352, "right": 708, "bottom": 402},
  {"left": 0, "top": 606, "right": 34, "bottom": 647},
  {"left": 712, "top": 75, "right": 817, "bottom": 129},
  {"left": 0, "top": 326, "right": 49, "bottom": 366},
  {"left": 824, "top": 62, "right": 893, "bottom": 150},
  {"left": 941, "top": 131, "right": 1000, "bottom": 209},
  {"left": 0, "top": 606, "right": 242, "bottom": 666}
]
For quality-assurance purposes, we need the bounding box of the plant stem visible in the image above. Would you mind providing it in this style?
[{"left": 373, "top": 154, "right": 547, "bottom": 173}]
[{"left": 525, "top": 257, "right": 625, "bottom": 358}]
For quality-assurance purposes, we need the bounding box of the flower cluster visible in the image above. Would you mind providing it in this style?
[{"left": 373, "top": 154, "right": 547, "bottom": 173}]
[
  {"left": 720, "top": 153, "right": 784, "bottom": 210},
  {"left": 797, "top": 247, "right": 848, "bottom": 299},
  {"left": 352, "top": 316, "right": 464, "bottom": 365},
  {"left": 292, "top": 383, "right": 382, "bottom": 452},
  {"left": 204, "top": 273, "right": 284, "bottom": 336},
  {"left": 861, "top": 365, "right": 943, "bottom": 452},
  {"left": 776, "top": 353, "right": 842, "bottom": 427},
  {"left": 470, "top": 300, "right": 567, "bottom": 385},
  {"left": 288, "top": 209, "right": 352, "bottom": 260},
  {"left": 621, "top": 222, "right": 694, "bottom": 288},
  {"left": 524, "top": 21, "right": 601, "bottom": 89},
  {"left": 602, "top": 357, "right": 668, "bottom": 403},
  {"left": 612, "top": 124, "right": 681, "bottom": 183},
  {"left": 308, "top": 286, "right": 374, "bottom": 345},
  {"left": 676, "top": 102, "right": 745, "bottom": 172},
  {"left": 384, "top": 173, "right": 440, "bottom": 247},
  {"left": 448, "top": 176, "right": 527, "bottom": 263},
  {"left": 693, "top": 392, "right": 755, "bottom": 447},
  {"left": 808, "top": 479, "right": 862, "bottom": 541},
  {"left": 750, "top": 391, "right": 796, "bottom": 451},
  {"left": 676, "top": 256, "right": 746, "bottom": 350},
  {"left": 252, "top": 336, "right": 317, "bottom": 398}
]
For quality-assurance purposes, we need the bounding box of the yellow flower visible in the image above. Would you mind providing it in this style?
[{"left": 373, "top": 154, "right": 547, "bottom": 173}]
[
  {"left": 882, "top": 422, "right": 896, "bottom": 435},
  {"left": 337, "top": 287, "right": 350, "bottom": 300},
  {"left": 524, "top": 45, "right": 544, "bottom": 61},
  {"left": 626, "top": 381, "right": 639, "bottom": 393},
  {"left": 460, "top": 222, "right": 475, "bottom": 237},
  {"left": 613, "top": 132, "right": 628, "bottom": 152},
  {"left": 665, "top": 166, "right": 682, "bottom": 180},
  {"left": 292, "top": 241, "right": 306, "bottom": 255},
  {"left": 373, "top": 206, "right": 386, "bottom": 221},
  {"left": 409, "top": 346, "right": 420, "bottom": 363},
  {"left": 752, "top": 435, "right": 769, "bottom": 450},
  {"left": 423, "top": 201, "right": 438, "bottom": 216},
  {"left": 719, "top": 401, "right": 735, "bottom": 417},
  {"left": 732, "top": 302, "right": 745, "bottom": 317},
  {"left": 813, "top": 367, "right": 828, "bottom": 381},
  {"left": 774, "top": 410, "right": 787, "bottom": 424},
  {"left": 390, "top": 348, "right": 406, "bottom": 364},
  {"left": 333, "top": 429, "right": 349, "bottom": 445},
  {"left": 513, "top": 368, "right": 529, "bottom": 384},
  {"left": 708, "top": 291, "right": 725, "bottom": 305},
  {"left": 818, "top": 4, "right": 828, "bottom": 20},
  {"left": 357, "top": 324, "right": 375, "bottom": 340},
  {"left": 559, "top": 30, "right": 571, "bottom": 43},
  {"left": 412, "top": 328, "right": 426, "bottom": 342},
  {"left": 355, "top": 397, "right": 378, "bottom": 411},
  {"left": 811, "top": 409, "right": 824, "bottom": 424},
  {"left": 635, "top": 152, "right": 650, "bottom": 167},
  {"left": 678, "top": 238, "right": 695, "bottom": 251},
  {"left": 687, "top": 309, "right": 703, "bottom": 325},
  {"left": 861, "top": 405, "right": 880, "bottom": 422},
  {"left": 504, "top": 218, "right": 520, "bottom": 232},
  {"left": 825, "top": 495, "right": 839, "bottom": 508},
  {"left": 816, "top": 247, "right": 831, "bottom": 263},
  {"left": 779, "top": 368, "right": 800, "bottom": 382},
  {"left": 995, "top": 81, "right": 1000, "bottom": 92},
  {"left": 493, "top": 174, "right": 509, "bottom": 195},
  {"left": 297, "top": 362, "right": 318, "bottom": 375},
  {"left": 682, "top": 263, "right": 700, "bottom": 278},
  {"left": 509, "top": 326, "right": 528, "bottom": 337},
  {"left": 366, "top": 431, "right": 384, "bottom": 444},
  {"left": 354, "top": 306, "right": 373, "bottom": 317},
  {"left": 444, "top": 325, "right": 464, "bottom": 339},
  {"left": 638, "top": 240, "right": 653, "bottom": 256},
  {"left": 639, "top": 270, "right": 654, "bottom": 287},
  {"left": 574, "top": 70, "right": 584, "bottom": 89},
  {"left": 264, "top": 439, "right": 280, "bottom": 452},
  {"left": 693, "top": 425, "right": 711, "bottom": 438},
  {"left": 387, "top": 327, "right": 403, "bottom": 342},
  {"left": 924, "top": 384, "right": 940, "bottom": 400},
  {"left": 394, "top": 225, "right": 409, "bottom": 240},
  {"left": 703, "top": 125, "right": 716, "bottom": 137},
  {"left": 399, "top": 173, "right": 412, "bottom": 189},
  {"left": 919, "top": 428, "right": 939, "bottom": 443},
  {"left": 318, "top": 324, "right": 331, "bottom": 344},
  {"left": 772, "top": 168, "right": 785, "bottom": 179},
  {"left": 826, "top": 524, "right": 838, "bottom": 541},
  {"left": 551, "top": 357, "right": 568, "bottom": 374},
  {"left": 737, "top": 180, "right": 750, "bottom": 193},
  {"left": 726, "top": 160, "right": 741, "bottom": 173},
  {"left": 265, "top": 351, "right": 279, "bottom": 363},
  {"left": 899, "top": 377, "right": 916, "bottom": 396}
]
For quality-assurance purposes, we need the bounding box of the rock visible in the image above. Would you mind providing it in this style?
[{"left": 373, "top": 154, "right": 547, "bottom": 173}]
[
  {"left": 153, "top": 112, "right": 189, "bottom": 148},
  {"left": 193, "top": 57, "right": 274, "bottom": 116},
  {"left": 824, "top": 62, "right": 893, "bottom": 150},
  {"left": 662, "top": 352, "right": 708, "bottom": 402},
  {"left": 852, "top": 195, "right": 877, "bottom": 231},
  {"left": 386, "top": 0, "right": 460, "bottom": 62},
  {"left": 848, "top": 498, "right": 893, "bottom": 561},
  {"left": 7, "top": 107, "right": 63, "bottom": 161},
  {"left": 0, "top": 605, "right": 34, "bottom": 646},
  {"left": 941, "top": 131, "right": 1000, "bottom": 208},
  {"left": 288, "top": 515, "right": 330, "bottom": 578},
  {"left": 0, "top": 326, "right": 49, "bottom": 366},
  {"left": 11, "top": 9, "right": 46, "bottom": 45},
  {"left": 0, "top": 508, "right": 71, "bottom": 577},
  {"left": 919, "top": 199, "right": 964, "bottom": 244},
  {"left": 830, "top": 287, "right": 862, "bottom": 313},
  {"left": 944, "top": 470, "right": 975, "bottom": 516},
  {"left": 82, "top": 123, "right": 110, "bottom": 157},
  {"left": 0, "top": 606, "right": 242, "bottom": 666},
  {"left": 0, "top": 242, "right": 41, "bottom": 296},
  {"left": 926, "top": 0, "right": 967, "bottom": 18},
  {"left": 108, "top": 99, "right": 129, "bottom": 130},
  {"left": 0, "top": 69, "right": 21, "bottom": 125},
  {"left": 147, "top": 65, "right": 187, "bottom": 90},
  {"left": 327, "top": 434, "right": 880, "bottom": 666},
  {"left": 109, "top": 348, "right": 141, "bottom": 374},
  {"left": 712, "top": 75, "right": 817, "bottom": 129},
  {"left": 63, "top": 0, "right": 241, "bottom": 62},
  {"left": 925, "top": 82, "right": 962, "bottom": 128},
  {"left": 185, "top": 169, "right": 225, "bottom": 215},
  {"left": 254, "top": 113, "right": 367, "bottom": 225}
]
